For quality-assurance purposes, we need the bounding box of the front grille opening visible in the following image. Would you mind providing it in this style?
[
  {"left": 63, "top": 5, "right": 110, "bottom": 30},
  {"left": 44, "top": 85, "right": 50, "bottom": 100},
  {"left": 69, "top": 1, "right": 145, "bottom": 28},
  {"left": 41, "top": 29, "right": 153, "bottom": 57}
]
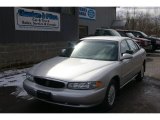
[{"left": 34, "top": 77, "right": 65, "bottom": 88}]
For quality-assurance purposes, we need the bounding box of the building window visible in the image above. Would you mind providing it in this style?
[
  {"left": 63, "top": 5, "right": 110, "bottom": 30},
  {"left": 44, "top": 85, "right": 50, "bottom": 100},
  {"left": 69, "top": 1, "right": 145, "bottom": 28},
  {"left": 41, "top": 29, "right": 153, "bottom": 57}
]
[
  {"left": 61, "top": 7, "right": 75, "bottom": 15},
  {"left": 79, "top": 25, "right": 88, "bottom": 38}
]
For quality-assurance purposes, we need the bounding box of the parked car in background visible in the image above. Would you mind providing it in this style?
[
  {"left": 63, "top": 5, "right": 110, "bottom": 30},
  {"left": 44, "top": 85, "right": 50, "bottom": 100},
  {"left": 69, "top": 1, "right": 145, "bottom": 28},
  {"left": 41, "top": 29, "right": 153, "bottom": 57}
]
[
  {"left": 95, "top": 29, "right": 135, "bottom": 41},
  {"left": 126, "top": 30, "right": 160, "bottom": 51},
  {"left": 94, "top": 28, "right": 138, "bottom": 43},
  {"left": 23, "top": 36, "right": 146, "bottom": 109},
  {"left": 95, "top": 28, "right": 121, "bottom": 36},
  {"left": 116, "top": 30, "right": 152, "bottom": 51}
]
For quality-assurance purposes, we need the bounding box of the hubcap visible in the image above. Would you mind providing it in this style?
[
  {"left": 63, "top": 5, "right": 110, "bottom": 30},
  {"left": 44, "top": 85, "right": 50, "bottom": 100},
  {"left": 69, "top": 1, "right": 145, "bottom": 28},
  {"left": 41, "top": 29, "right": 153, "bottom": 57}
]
[{"left": 108, "top": 85, "right": 116, "bottom": 106}]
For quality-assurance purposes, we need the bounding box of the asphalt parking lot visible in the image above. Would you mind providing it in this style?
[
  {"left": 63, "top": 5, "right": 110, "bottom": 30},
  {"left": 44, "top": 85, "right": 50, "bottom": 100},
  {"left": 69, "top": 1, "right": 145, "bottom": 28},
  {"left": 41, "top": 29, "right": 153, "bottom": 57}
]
[{"left": 0, "top": 51, "right": 160, "bottom": 113}]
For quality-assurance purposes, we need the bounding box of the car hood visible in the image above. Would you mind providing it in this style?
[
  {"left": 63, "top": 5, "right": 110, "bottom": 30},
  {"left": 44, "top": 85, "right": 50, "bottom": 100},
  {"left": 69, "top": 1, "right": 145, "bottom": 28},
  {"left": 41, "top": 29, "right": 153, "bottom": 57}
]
[
  {"left": 135, "top": 37, "right": 151, "bottom": 42},
  {"left": 148, "top": 36, "right": 160, "bottom": 41},
  {"left": 29, "top": 57, "right": 115, "bottom": 81}
]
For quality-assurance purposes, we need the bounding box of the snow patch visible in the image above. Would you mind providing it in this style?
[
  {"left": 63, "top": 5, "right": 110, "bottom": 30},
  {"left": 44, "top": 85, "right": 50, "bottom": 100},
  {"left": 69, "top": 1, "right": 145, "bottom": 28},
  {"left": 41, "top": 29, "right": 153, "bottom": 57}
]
[
  {"left": 0, "top": 68, "right": 30, "bottom": 79},
  {"left": 0, "top": 71, "right": 33, "bottom": 100}
]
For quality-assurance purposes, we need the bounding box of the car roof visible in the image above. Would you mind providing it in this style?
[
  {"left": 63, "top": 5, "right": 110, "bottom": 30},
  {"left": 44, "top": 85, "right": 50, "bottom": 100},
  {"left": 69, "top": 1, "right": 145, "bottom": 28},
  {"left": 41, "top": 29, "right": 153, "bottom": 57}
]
[
  {"left": 126, "top": 30, "right": 142, "bottom": 33},
  {"left": 116, "top": 29, "right": 142, "bottom": 33},
  {"left": 80, "top": 36, "right": 129, "bottom": 42},
  {"left": 116, "top": 29, "right": 128, "bottom": 32},
  {"left": 96, "top": 28, "right": 115, "bottom": 31}
]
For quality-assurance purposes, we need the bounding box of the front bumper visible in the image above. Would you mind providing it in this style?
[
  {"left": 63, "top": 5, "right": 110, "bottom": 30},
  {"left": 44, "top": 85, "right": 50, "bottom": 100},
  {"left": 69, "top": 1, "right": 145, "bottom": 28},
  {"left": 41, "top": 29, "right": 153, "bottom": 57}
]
[{"left": 23, "top": 79, "right": 106, "bottom": 107}]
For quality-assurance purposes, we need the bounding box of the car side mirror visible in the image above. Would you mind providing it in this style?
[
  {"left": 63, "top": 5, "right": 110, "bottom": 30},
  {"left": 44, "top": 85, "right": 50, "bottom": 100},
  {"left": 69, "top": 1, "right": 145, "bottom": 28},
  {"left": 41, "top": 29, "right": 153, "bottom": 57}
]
[
  {"left": 61, "top": 49, "right": 66, "bottom": 54},
  {"left": 120, "top": 53, "right": 133, "bottom": 61},
  {"left": 60, "top": 49, "right": 67, "bottom": 56},
  {"left": 60, "top": 48, "right": 73, "bottom": 57}
]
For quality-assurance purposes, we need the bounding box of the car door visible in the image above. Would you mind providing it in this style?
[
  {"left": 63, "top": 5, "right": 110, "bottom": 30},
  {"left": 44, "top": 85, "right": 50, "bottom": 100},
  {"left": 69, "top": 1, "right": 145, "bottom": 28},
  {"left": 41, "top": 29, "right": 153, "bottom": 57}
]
[
  {"left": 120, "top": 40, "right": 134, "bottom": 86},
  {"left": 126, "top": 39, "right": 142, "bottom": 76}
]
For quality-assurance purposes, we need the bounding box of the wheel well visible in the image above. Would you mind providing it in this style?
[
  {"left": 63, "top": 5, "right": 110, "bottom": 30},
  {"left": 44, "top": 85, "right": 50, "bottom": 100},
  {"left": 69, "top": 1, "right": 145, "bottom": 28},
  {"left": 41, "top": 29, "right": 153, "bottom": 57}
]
[{"left": 111, "top": 76, "right": 120, "bottom": 90}]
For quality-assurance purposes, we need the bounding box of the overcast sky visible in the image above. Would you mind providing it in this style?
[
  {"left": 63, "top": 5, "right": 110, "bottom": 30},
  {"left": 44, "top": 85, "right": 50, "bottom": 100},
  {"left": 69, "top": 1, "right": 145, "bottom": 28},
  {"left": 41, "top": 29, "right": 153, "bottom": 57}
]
[{"left": 117, "top": 7, "right": 160, "bottom": 18}]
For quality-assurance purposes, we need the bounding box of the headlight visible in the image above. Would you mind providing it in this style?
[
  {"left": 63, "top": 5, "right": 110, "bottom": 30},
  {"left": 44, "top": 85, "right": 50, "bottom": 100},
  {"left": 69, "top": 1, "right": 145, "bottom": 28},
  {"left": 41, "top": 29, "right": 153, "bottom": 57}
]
[
  {"left": 26, "top": 73, "right": 34, "bottom": 82},
  {"left": 67, "top": 81, "right": 103, "bottom": 90}
]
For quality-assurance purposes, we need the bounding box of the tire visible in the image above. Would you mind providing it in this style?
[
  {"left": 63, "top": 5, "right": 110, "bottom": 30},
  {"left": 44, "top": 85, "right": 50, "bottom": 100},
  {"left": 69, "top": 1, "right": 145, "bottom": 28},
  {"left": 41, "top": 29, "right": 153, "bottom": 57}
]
[
  {"left": 100, "top": 80, "right": 118, "bottom": 110},
  {"left": 136, "top": 65, "right": 144, "bottom": 81}
]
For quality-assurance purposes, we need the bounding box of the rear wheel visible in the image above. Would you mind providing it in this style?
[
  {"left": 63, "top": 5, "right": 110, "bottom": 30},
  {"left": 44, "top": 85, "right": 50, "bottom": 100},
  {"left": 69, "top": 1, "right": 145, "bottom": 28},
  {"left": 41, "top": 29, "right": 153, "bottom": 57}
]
[{"left": 136, "top": 65, "right": 144, "bottom": 81}]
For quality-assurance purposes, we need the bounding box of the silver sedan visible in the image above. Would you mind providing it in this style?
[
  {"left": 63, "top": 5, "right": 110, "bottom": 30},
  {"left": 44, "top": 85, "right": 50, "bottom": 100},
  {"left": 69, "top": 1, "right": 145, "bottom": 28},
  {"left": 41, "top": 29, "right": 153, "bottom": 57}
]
[{"left": 23, "top": 36, "right": 146, "bottom": 109}]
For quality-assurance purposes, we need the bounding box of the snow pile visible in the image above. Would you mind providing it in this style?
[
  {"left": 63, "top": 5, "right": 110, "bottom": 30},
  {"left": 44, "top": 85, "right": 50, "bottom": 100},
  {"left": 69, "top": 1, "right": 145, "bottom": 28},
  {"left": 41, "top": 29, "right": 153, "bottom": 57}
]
[
  {"left": 0, "top": 72, "right": 32, "bottom": 100},
  {"left": 0, "top": 68, "right": 30, "bottom": 79},
  {"left": 0, "top": 73, "right": 26, "bottom": 87}
]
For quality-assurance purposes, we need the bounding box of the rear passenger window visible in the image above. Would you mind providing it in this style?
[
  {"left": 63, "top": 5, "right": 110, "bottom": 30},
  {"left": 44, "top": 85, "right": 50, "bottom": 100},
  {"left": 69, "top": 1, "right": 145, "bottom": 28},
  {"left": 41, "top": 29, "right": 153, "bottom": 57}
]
[{"left": 126, "top": 40, "right": 139, "bottom": 53}]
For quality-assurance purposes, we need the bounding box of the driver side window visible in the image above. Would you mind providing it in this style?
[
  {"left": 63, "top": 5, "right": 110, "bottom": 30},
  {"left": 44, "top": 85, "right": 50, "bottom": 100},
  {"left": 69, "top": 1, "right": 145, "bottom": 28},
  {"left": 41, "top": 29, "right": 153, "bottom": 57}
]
[
  {"left": 126, "top": 40, "right": 139, "bottom": 53},
  {"left": 120, "top": 40, "right": 130, "bottom": 56}
]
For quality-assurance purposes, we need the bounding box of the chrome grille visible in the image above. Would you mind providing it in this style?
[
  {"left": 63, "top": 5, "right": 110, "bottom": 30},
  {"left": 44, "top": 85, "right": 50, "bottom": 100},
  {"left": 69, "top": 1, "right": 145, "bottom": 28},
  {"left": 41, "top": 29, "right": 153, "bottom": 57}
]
[{"left": 34, "top": 77, "right": 65, "bottom": 88}]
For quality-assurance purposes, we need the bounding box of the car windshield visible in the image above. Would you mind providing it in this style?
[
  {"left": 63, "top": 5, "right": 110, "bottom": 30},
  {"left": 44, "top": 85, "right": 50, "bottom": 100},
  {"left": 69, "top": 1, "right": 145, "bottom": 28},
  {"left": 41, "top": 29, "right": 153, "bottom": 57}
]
[
  {"left": 117, "top": 31, "right": 127, "bottom": 37},
  {"left": 69, "top": 40, "right": 118, "bottom": 61},
  {"left": 126, "top": 33, "right": 135, "bottom": 38},
  {"left": 111, "top": 30, "right": 121, "bottom": 36},
  {"left": 95, "top": 29, "right": 112, "bottom": 36},
  {"left": 95, "top": 29, "right": 121, "bottom": 36},
  {"left": 131, "top": 31, "right": 148, "bottom": 38},
  {"left": 140, "top": 32, "right": 148, "bottom": 37}
]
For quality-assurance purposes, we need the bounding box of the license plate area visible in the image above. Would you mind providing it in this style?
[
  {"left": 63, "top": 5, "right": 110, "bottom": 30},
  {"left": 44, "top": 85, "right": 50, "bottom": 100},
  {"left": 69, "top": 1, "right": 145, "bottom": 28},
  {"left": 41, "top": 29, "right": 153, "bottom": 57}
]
[{"left": 37, "top": 90, "right": 51, "bottom": 101}]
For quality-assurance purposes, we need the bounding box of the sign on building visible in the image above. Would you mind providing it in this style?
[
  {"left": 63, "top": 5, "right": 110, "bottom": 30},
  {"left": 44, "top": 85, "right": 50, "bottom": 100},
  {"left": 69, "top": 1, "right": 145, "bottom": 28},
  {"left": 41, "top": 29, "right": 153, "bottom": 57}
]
[
  {"left": 79, "top": 7, "right": 96, "bottom": 20},
  {"left": 14, "top": 8, "right": 60, "bottom": 31}
]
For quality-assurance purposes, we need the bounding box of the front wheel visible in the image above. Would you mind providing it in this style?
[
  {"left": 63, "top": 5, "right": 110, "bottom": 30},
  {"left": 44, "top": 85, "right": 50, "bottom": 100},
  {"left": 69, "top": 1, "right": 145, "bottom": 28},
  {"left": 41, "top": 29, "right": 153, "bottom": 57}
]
[{"left": 100, "top": 80, "right": 117, "bottom": 110}]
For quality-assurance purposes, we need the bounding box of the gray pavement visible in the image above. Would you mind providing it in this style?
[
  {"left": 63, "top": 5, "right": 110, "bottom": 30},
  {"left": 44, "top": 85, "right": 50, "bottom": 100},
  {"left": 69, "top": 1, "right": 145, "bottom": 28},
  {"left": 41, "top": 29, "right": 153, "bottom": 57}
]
[{"left": 0, "top": 51, "right": 160, "bottom": 113}]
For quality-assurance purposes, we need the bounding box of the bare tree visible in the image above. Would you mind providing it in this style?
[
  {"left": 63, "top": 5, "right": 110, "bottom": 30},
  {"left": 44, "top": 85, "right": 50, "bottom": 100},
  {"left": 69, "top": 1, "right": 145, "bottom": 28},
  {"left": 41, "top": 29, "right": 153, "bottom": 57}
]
[{"left": 117, "top": 7, "right": 160, "bottom": 37}]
